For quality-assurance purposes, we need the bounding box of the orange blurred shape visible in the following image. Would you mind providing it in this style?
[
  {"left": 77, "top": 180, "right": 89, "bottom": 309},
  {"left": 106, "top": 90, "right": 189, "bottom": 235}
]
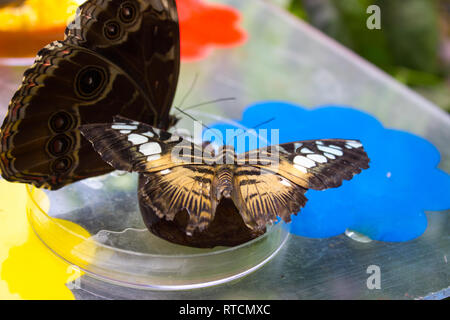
[
  {"left": 0, "top": 27, "right": 64, "bottom": 57},
  {"left": 0, "top": 0, "right": 81, "bottom": 58},
  {"left": 177, "top": 0, "right": 247, "bottom": 61}
]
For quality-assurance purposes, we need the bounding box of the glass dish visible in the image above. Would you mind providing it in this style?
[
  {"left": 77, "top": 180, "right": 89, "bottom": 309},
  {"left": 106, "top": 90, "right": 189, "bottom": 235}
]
[{"left": 26, "top": 171, "right": 290, "bottom": 290}]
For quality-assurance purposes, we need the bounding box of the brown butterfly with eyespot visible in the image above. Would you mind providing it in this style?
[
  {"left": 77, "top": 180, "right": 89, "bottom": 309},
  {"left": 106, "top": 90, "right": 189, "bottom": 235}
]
[
  {"left": 80, "top": 116, "right": 370, "bottom": 236},
  {"left": 0, "top": 0, "right": 180, "bottom": 190}
]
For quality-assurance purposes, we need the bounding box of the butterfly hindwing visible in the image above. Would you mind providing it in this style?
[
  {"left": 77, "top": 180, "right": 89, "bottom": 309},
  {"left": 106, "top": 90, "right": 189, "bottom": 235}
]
[
  {"left": 0, "top": 42, "right": 147, "bottom": 188},
  {"left": 232, "top": 166, "right": 308, "bottom": 231},
  {"left": 140, "top": 166, "right": 218, "bottom": 235},
  {"left": 0, "top": 0, "right": 180, "bottom": 189}
]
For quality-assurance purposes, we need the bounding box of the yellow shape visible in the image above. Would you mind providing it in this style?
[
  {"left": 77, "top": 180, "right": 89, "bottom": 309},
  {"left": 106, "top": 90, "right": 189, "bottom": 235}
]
[
  {"left": 0, "top": 0, "right": 86, "bottom": 31},
  {"left": 0, "top": 179, "right": 93, "bottom": 300}
]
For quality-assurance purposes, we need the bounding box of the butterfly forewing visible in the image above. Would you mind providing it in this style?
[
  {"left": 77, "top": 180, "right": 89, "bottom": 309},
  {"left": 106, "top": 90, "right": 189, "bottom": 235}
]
[
  {"left": 242, "top": 139, "right": 370, "bottom": 190},
  {"left": 65, "top": 0, "right": 180, "bottom": 124},
  {"left": 80, "top": 116, "right": 206, "bottom": 173},
  {"left": 0, "top": 0, "right": 180, "bottom": 189}
]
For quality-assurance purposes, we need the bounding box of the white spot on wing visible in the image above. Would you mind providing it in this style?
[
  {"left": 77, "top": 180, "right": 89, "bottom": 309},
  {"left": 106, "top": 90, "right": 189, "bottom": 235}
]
[
  {"left": 280, "top": 179, "right": 292, "bottom": 187},
  {"left": 120, "top": 130, "right": 131, "bottom": 134},
  {"left": 346, "top": 140, "right": 363, "bottom": 149},
  {"left": 142, "top": 131, "right": 155, "bottom": 138},
  {"left": 316, "top": 141, "right": 324, "bottom": 145},
  {"left": 128, "top": 134, "right": 148, "bottom": 145},
  {"left": 139, "top": 142, "right": 162, "bottom": 155},
  {"left": 112, "top": 124, "right": 137, "bottom": 130},
  {"left": 318, "top": 145, "right": 343, "bottom": 156},
  {"left": 324, "top": 152, "right": 336, "bottom": 159},
  {"left": 307, "top": 154, "right": 327, "bottom": 163},
  {"left": 294, "top": 142, "right": 303, "bottom": 150},
  {"left": 301, "top": 148, "right": 314, "bottom": 154},
  {"left": 294, "top": 155, "right": 316, "bottom": 168}
]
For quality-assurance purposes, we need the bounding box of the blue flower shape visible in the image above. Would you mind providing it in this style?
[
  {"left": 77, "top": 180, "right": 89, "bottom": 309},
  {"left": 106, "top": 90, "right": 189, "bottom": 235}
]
[{"left": 208, "top": 101, "right": 450, "bottom": 242}]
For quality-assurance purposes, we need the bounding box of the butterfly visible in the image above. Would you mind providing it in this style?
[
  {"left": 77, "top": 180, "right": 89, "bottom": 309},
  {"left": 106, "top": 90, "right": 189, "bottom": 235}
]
[
  {"left": 80, "top": 116, "right": 370, "bottom": 236},
  {"left": 0, "top": 0, "right": 180, "bottom": 190}
]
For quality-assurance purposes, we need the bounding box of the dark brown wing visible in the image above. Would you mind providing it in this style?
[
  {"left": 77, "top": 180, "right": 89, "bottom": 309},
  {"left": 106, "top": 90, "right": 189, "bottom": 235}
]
[
  {"left": 0, "top": 0, "right": 180, "bottom": 189},
  {"left": 65, "top": 0, "right": 180, "bottom": 126}
]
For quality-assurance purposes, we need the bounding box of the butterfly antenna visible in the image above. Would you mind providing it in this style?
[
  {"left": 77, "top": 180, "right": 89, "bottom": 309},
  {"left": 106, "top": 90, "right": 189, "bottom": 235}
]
[
  {"left": 181, "top": 97, "right": 236, "bottom": 112},
  {"left": 174, "top": 106, "right": 211, "bottom": 131},
  {"left": 251, "top": 117, "right": 276, "bottom": 130}
]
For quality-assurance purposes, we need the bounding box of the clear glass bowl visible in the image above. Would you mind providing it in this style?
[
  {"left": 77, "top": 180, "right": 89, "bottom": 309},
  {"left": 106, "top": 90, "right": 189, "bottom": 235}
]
[{"left": 26, "top": 171, "right": 290, "bottom": 290}]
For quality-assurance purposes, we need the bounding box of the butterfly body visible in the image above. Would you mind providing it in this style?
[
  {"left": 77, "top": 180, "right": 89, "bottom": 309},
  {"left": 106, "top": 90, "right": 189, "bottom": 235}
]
[
  {"left": 214, "top": 164, "right": 234, "bottom": 199},
  {"left": 0, "top": 0, "right": 180, "bottom": 189},
  {"left": 81, "top": 117, "right": 370, "bottom": 246},
  {"left": 138, "top": 176, "right": 264, "bottom": 248}
]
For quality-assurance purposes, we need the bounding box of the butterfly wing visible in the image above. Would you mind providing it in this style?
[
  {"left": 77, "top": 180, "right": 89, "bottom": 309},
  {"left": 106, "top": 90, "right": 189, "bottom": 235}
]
[
  {"left": 232, "top": 139, "right": 370, "bottom": 229},
  {"left": 240, "top": 139, "right": 370, "bottom": 190},
  {"left": 80, "top": 116, "right": 204, "bottom": 172},
  {"left": 140, "top": 167, "right": 218, "bottom": 236},
  {"left": 232, "top": 166, "right": 308, "bottom": 231},
  {"left": 80, "top": 117, "right": 218, "bottom": 235},
  {"left": 65, "top": 0, "right": 180, "bottom": 125},
  {"left": 0, "top": 0, "right": 180, "bottom": 189}
]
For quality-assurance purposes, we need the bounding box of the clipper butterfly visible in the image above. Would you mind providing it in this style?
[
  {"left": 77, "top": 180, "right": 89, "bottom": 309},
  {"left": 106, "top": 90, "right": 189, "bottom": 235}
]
[{"left": 81, "top": 117, "right": 370, "bottom": 236}]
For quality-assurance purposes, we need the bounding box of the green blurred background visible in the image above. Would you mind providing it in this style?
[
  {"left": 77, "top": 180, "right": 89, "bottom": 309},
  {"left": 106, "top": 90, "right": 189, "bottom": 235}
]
[{"left": 273, "top": 0, "right": 450, "bottom": 113}]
